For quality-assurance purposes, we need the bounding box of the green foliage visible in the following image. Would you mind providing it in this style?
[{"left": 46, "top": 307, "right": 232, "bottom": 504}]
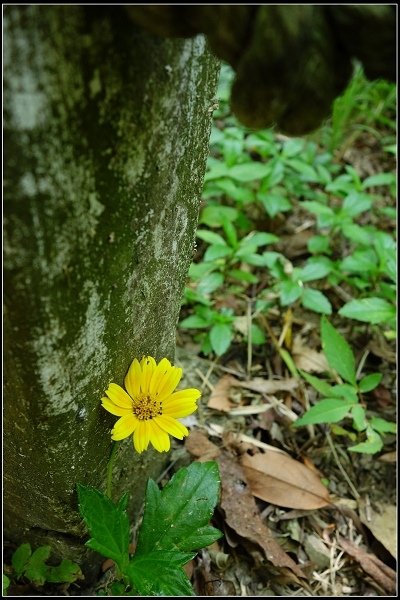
[
  {"left": 5, "top": 543, "right": 82, "bottom": 588},
  {"left": 294, "top": 319, "right": 396, "bottom": 454},
  {"left": 77, "top": 462, "right": 222, "bottom": 596},
  {"left": 3, "top": 575, "right": 10, "bottom": 596}
]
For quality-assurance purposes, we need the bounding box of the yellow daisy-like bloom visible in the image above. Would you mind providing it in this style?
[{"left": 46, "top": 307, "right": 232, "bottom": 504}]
[{"left": 101, "top": 356, "right": 200, "bottom": 453}]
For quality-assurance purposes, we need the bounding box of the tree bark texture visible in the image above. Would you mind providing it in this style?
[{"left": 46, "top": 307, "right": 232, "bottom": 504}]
[{"left": 3, "top": 5, "right": 219, "bottom": 570}]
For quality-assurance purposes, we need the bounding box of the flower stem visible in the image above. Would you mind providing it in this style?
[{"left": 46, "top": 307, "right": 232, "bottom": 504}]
[{"left": 106, "top": 441, "right": 118, "bottom": 499}]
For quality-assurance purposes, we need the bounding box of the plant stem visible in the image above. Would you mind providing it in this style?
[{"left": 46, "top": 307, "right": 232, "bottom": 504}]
[{"left": 106, "top": 441, "right": 118, "bottom": 499}]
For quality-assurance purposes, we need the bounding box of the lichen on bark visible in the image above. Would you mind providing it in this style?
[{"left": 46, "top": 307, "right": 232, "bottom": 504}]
[{"left": 3, "top": 5, "right": 219, "bottom": 572}]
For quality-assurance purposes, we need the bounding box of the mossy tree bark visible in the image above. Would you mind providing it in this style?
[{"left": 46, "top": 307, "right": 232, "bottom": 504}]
[{"left": 4, "top": 5, "right": 219, "bottom": 571}]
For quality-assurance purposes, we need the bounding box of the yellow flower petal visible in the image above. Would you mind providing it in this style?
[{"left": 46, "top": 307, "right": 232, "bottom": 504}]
[
  {"left": 149, "top": 420, "right": 171, "bottom": 452},
  {"left": 133, "top": 420, "right": 151, "bottom": 453},
  {"left": 111, "top": 415, "right": 138, "bottom": 441},
  {"left": 106, "top": 383, "right": 133, "bottom": 408},
  {"left": 125, "top": 358, "right": 142, "bottom": 399},
  {"left": 155, "top": 415, "right": 189, "bottom": 439},
  {"left": 165, "top": 388, "right": 201, "bottom": 403},
  {"left": 140, "top": 356, "right": 157, "bottom": 395},
  {"left": 101, "top": 397, "right": 132, "bottom": 417},
  {"left": 155, "top": 367, "right": 183, "bottom": 401},
  {"left": 149, "top": 357, "right": 172, "bottom": 396},
  {"left": 162, "top": 400, "right": 198, "bottom": 418}
]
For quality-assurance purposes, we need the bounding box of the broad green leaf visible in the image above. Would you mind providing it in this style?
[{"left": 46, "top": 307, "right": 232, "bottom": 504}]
[
  {"left": 197, "top": 272, "right": 224, "bottom": 295},
  {"left": 127, "top": 551, "right": 195, "bottom": 596},
  {"left": 349, "top": 429, "right": 383, "bottom": 454},
  {"left": 179, "top": 315, "right": 209, "bottom": 329},
  {"left": 362, "top": 173, "right": 396, "bottom": 188},
  {"left": 341, "top": 224, "right": 373, "bottom": 245},
  {"left": 287, "top": 158, "right": 318, "bottom": 181},
  {"left": 24, "top": 546, "right": 51, "bottom": 586},
  {"left": 302, "top": 289, "right": 332, "bottom": 314},
  {"left": 135, "top": 461, "right": 222, "bottom": 556},
  {"left": 299, "top": 261, "right": 331, "bottom": 282},
  {"left": 369, "top": 417, "right": 396, "bottom": 434},
  {"left": 339, "top": 297, "right": 395, "bottom": 324},
  {"left": 242, "top": 231, "right": 279, "bottom": 247},
  {"left": 307, "top": 235, "right": 331, "bottom": 254},
  {"left": 11, "top": 543, "right": 32, "bottom": 578},
  {"left": 281, "top": 138, "right": 304, "bottom": 157},
  {"left": 204, "top": 244, "right": 233, "bottom": 262},
  {"left": 300, "top": 371, "right": 333, "bottom": 397},
  {"left": 279, "top": 280, "right": 302, "bottom": 306},
  {"left": 221, "top": 216, "right": 238, "bottom": 249},
  {"left": 204, "top": 161, "right": 229, "bottom": 182},
  {"left": 228, "top": 162, "right": 269, "bottom": 182},
  {"left": 77, "top": 485, "right": 130, "bottom": 571},
  {"left": 351, "top": 405, "right": 367, "bottom": 432},
  {"left": 3, "top": 575, "right": 10, "bottom": 596},
  {"left": 321, "top": 317, "right": 356, "bottom": 385},
  {"left": 189, "top": 261, "right": 214, "bottom": 280},
  {"left": 341, "top": 192, "right": 372, "bottom": 217},
  {"left": 228, "top": 269, "right": 258, "bottom": 284},
  {"left": 200, "top": 205, "right": 238, "bottom": 227},
  {"left": 293, "top": 398, "right": 355, "bottom": 427},
  {"left": 330, "top": 384, "right": 358, "bottom": 402},
  {"left": 196, "top": 229, "right": 226, "bottom": 246},
  {"left": 46, "top": 560, "right": 83, "bottom": 584},
  {"left": 358, "top": 373, "right": 383, "bottom": 393},
  {"left": 210, "top": 322, "right": 233, "bottom": 356},
  {"left": 331, "top": 424, "right": 357, "bottom": 441},
  {"left": 258, "top": 193, "right": 292, "bottom": 217},
  {"left": 340, "top": 249, "right": 378, "bottom": 274},
  {"left": 302, "top": 201, "right": 334, "bottom": 218},
  {"left": 251, "top": 323, "right": 266, "bottom": 345}
]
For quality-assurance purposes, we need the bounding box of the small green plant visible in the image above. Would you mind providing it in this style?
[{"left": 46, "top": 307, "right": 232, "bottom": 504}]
[
  {"left": 77, "top": 461, "right": 222, "bottom": 596},
  {"left": 3, "top": 543, "right": 82, "bottom": 594},
  {"left": 293, "top": 317, "right": 396, "bottom": 453}
]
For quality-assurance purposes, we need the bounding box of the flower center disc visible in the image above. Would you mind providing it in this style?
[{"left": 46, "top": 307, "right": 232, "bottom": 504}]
[{"left": 133, "top": 395, "right": 162, "bottom": 420}]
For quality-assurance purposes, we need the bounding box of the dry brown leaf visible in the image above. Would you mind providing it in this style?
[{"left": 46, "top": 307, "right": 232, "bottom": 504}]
[
  {"left": 207, "top": 375, "right": 236, "bottom": 411},
  {"left": 359, "top": 502, "right": 397, "bottom": 560},
  {"left": 185, "top": 430, "right": 220, "bottom": 461},
  {"left": 241, "top": 451, "right": 331, "bottom": 510},
  {"left": 338, "top": 536, "right": 396, "bottom": 594},
  {"left": 292, "top": 335, "right": 329, "bottom": 373},
  {"left": 378, "top": 451, "right": 396, "bottom": 463},
  {"left": 217, "top": 450, "right": 306, "bottom": 582},
  {"left": 233, "top": 377, "right": 298, "bottom": 394}
]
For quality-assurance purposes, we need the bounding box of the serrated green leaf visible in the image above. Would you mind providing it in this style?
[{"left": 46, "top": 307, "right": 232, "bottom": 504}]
[
  {"left": 136, "top": 461, "right": 222, "bottom": 556},
  {"left": 127, "top": 551, "right": 195, "bottom": 596},
  {"left": 210, "top": 323, "right": 233, "bottom": 355},
  {"left": 369, "top": 417, "right": 396, "bottom": 434},
  {"left": 77, "top": 484, "right": 130, "bottom": 572},
  {"left": 24, "top": 546, "right": 51, "bottom": 586},
  {"left": 293, "top": 398, "right": 355, "bottom": 427},
  {"left": 358, "top": 373, "right": 383, "bottom": 393},
  {"left": 11, "top": 543, "right": 32, "bottom": 578},
  {"left": 46, "top": 560, "right": 83, "bottom": 584},
  {"left": 300, "top": 371, "right": 333, "bottom": 396},
  {"left": 321, "top": 317, "right": 356, "bottom": 385},
  {"left": 339, "top": 298, "right": 395, "bottom": 324},
  {"left": 302, "top": 289, "right": 332, "bottom": 315},
  {"left": 351, "top": 405, "right": 367, "bottom": 432}
]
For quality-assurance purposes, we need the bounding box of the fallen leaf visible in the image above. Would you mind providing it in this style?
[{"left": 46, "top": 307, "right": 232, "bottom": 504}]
[
  {"left": 207, "top": 375, "right": 236, "bottom": 411},
  {"left": 206, "top": 422, "right": 290, "bottom": 456},
  {"left": 378, "top": 451, "right": 396, "bottom": 463},
  {"left": 185, "top": 430, "right": 220, "bottom": 461},
  {"left": 217, "top": 450, "right": 306, "bottom": 581},
  {"left": 241, "top": 451, "right": 331, "bottom": 510},
  {"left": 292, "top": 336, "right": 329, "bottom": 373},
  {"left": 338, "top": 536, "right": 396, "bottom": 594},
  {"left": 359, "top": 502, "right": 397, "bottom": 560},
  {"left": 233, "top": 377, "right": 298, "bottom": 394}
]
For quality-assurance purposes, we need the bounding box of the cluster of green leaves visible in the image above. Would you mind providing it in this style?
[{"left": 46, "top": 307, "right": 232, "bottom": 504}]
[
  {"left": 293, "top": 317, "right": 396, "bottom": 453},
  {"left": 3, "top": 543, "right": 82, "bottom": 594},
  {"left": 179, "top": 63, "right": 396, "bottom": 357},
  {"left": 77, "top": 461, "right": 222, "bottom": 597}
]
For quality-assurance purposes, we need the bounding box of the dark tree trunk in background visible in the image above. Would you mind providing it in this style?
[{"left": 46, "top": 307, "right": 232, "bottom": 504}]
[{"left": 3, "top": 5, "right": 219, "bottom": 571}]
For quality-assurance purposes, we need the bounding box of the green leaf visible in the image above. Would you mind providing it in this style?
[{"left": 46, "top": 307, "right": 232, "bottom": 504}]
[
  {"left": 204, "top": 244, "right": 233, "bottom": 262},
  {"left": 196, "top": 229, "right": 226, "bottom": 246},
  {"left": 339, "top": 297, "right": 395, "bottom": 324},
  {"left": 221, "top": 217, "right": 238, "bottom": 249},
  {"left": 210, "top": 322, "right": 233, "bottom": 356},
  {"left": 3, "top": 575, "right": 10, "bottom": 596},
  {"left": 11, "top": 543, "right": 32, "bottom": 578},
  {"left": 362, "top": 173, "right": 396, "bottom": 188},
  {"left": 197, "top": 272, "right": 224, "bottom": 295},
  {"left": 24, "top": 546, "right": 51, "bottom": 586},
  {"left": 258, "top": 193, "right": 292, "bottom": 217},
  {"left": 279, "top": 280, "right": 302, "bottom": 306},
  {"left": 340, "top": 249, "right": 378, "bottom": 274},
  {"left": 228, "top": 162, "right": 269, "bottom": 182},
  {"left": 228, "top": 269, "right": 258, "bottom": 284},
  {"left": 358, "top": 373, "right": 383, "bottom": 392},
  {"left": 349, "top": 429, "right": 383, "bottom": 454},
  {"left": 179, "top": 315, "right": 210, "bottom": 329},
  {"left": 369, "top": 417, "right": 396, "bottom": 434},
  {"left": 302, "top": 289, "right": 332, "bottom": 314},
  {"left": 251, "top": 323, "right": 266, "bottom": 345},
  {"left": 321, "top": 317, "right": 356, "bottom": 385},
  {"left": 299, "top": 261, "right": 331, "bottom": 282},
  {"left": 351, "top": 405, "right": 367, "bottom": 432},
  {"left": 46, "top": 560, "right": 83, "bottom": 584},
  {"left": 126, "top": 551, "right": 195, "bottom": 596},
  {"left": 330, "top": 384, "right": 358, "bottom": 402},
  {"left": 300, "top": 371, "right": 333, "bottom": 396},
  {"left": 242, "top": 231, "right": 279, "bottom": 247},
  {"left": 200, "top": 205, "right": 238, "bottom": 227},
  {"left": 135, "top": 461, "right": 222, "bottom": 556},
  {"left": 341, "top": 224, "right": 373, "bottom": 245},
  {"left": 341, "top": 192, "right": 372, "bottom": 217},
  {"left": 77, "top": 484, "right": 130, "bottom": 572},
  {"left": 293, "top": 398, "right": 355, "bottom": 426},
  {"left": 308, "top": 235, "right": 331, "bottom": 254}
]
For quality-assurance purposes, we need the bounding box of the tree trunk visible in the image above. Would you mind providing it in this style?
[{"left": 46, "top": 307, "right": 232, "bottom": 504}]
[{"left": 3, "top": 5, "right": 219, "bottom": 572}]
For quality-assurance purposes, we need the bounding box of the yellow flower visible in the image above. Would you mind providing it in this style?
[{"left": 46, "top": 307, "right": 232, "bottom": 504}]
[{"left": 101, "top": 356, "right": 200, "bottom": 453}]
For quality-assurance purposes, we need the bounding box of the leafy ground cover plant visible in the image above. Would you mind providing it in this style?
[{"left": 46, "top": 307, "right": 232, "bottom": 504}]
[{"left": 293, "top": 317, "right": 396, "bottom": 454}]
